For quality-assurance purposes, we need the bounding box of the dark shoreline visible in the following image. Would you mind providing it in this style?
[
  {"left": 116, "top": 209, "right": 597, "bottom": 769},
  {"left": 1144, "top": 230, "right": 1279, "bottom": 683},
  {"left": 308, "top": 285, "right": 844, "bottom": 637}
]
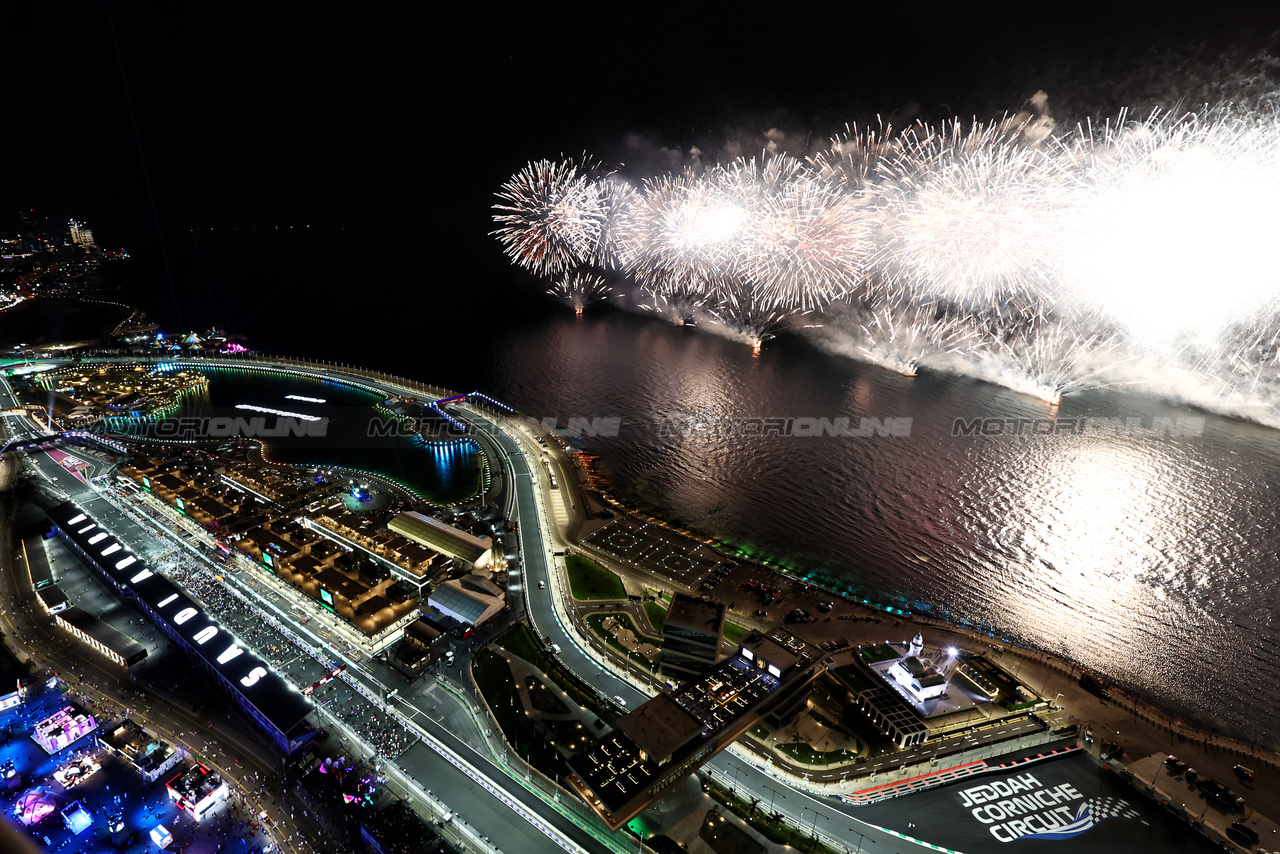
[
  {"left": 3, "top": 293, "right": 1268, "bottom": 750},
  {"left": 579, "top": 461, "right": 1260, "bottom": 750}
]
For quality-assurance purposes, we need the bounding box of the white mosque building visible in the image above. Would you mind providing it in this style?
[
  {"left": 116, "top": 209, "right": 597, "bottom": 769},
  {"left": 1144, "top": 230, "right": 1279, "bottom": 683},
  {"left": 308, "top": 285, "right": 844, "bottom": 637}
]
[{"left": 886, "top": 632, "right": 950, "bottom": 703}]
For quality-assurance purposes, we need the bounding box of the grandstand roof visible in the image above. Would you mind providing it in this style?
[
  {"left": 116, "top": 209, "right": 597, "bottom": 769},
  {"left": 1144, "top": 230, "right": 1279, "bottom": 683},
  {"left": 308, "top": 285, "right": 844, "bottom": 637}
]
[
  {"left": 388, "top": 512, "right": 492, "bottom": 566},
  {"left": 427, "top": 579, "right": 504, "bottom": 626},
  {"left": 47, "top": 502, "right": 312, "bottom": 739}
]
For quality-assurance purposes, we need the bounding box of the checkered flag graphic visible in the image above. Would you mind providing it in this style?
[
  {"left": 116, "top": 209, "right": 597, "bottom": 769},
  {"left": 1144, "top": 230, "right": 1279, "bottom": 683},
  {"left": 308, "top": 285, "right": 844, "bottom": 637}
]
[{"left": 1082, "top": 795, "right": 1143, "bottom": 825}]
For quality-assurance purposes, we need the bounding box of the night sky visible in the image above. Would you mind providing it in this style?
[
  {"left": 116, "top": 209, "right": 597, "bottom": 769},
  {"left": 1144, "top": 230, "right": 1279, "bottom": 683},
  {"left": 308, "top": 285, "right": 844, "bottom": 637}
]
[{"left": 6, "top": 4, "right": 1280, "bottom": 299}]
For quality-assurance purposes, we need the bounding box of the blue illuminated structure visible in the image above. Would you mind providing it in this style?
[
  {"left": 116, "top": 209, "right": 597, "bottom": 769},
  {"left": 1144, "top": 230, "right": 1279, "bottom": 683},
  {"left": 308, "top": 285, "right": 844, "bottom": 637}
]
[
  {"left": 61, "top": 800, "right": 92, "bottom": 835},
  {"left": 429, "top": 391, "right": 515, "bottom": 432}
]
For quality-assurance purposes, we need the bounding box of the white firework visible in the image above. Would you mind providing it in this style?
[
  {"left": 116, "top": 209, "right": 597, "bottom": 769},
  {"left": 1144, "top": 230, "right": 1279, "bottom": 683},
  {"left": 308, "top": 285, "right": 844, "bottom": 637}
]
[
  {"left": 616, "top": 168, "right": 751, "bottom": 297},
  {"left": 857, "top": 301, "right": 978, "bottom": 376},
  {"left": 549, "top": 271, "right": 612, "bottom": 316},
  {"left": 877, "top": 117, "right": 1071, "bottom": 307},
  {"left": 743, "top": 170, "right": 873, "bottom": 310},
  {"left": 1060, "top": 108, "right": 1280, "bottom": 346},
  {"left": 980, "top": 321, "right": 1132, "bottom": 404},
  {"left": 493, "top": 99, "right": 1280, "bottom": 421},
  {"left": 491, "top": 157, "right": 605, "bottom": 276},
  {"left": 809, "top": 119, "right": 900, "bottom": 193}
]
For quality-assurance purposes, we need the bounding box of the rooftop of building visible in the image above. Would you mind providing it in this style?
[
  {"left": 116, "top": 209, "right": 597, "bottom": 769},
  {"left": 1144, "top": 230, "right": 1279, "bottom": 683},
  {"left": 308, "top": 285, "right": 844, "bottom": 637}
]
[
  {"left": 99, "top": 719, "right": 175, "bottom": 770},
  {"left": 616, "top": 694, "right": 703, "bottom": 762},
  {"left": 739, "top": 626, "right": 820, "bottom": 675},
  {"left": 460, "top": 573, "right": 502, "bottom": 597},
  {"left": 167, "top": 763, "right": 223, "bottom": 801},
  {"left": 665, "top": 593, "right": 726, "bottom": 635},
  {"left": 572, "top": 634, "right": 826, "bottom": 825},
  {"left": 671, "top": 655, "right": 781, "bottom": 739},
  {"left": 37, "top": 585, "right": 69, "bottom": 609},
  {"left": 388, "top": 512, "right": 492, "bottom": 564},
  {"left": 857, "top": 640, "right": 993, "bottom": 720},
  {"left": 48, "top": 502, "right": 314, "bottom": 739},
  {"left": 568, "top": 731, "right": 656, "bottom": 813},
  {"left": 406, "top": 619, "right": 443, "bottom": 642},
  {"left": 35, "top": 702, "right": 94, "bottom": 733},
  {"left": 427, "top": 578, "right": 504, "bottom": 626},
  {"left": 56, "top": 605, "right": 148, "bottom": 662}
]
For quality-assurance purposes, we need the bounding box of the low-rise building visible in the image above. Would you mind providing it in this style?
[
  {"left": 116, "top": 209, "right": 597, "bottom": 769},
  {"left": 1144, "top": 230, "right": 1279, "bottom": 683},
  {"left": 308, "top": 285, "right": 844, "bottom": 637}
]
[
  {"left": 166, "top": 763, "right": 230, "bottom": 822},
  {"left": 427, "top": 574, "right": 505, "bottom": 627},
  {"left": 569, "top": 626, "right": 824, "bottom": 829},
  {"left": 33, "top": 704, "right": 98, "bottom": 754},
  {"left": 99, "top": 720, "right": 184, "bottom": 783},
  {"left": 52, "top": 606, "right": 148, "bottom": 669},
  {"left": 390, "top": 618, "right": 455, "bottom": 680},
  {"left": 388, "top": 511, "right": 493, "bottom": 570}
]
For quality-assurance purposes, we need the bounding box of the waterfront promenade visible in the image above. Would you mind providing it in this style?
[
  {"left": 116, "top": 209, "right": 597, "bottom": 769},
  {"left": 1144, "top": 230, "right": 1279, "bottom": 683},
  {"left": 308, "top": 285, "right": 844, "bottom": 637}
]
[
  {"left": 9, "top": 351, "right": 1279, "bottom": 853},
  {"left": 469, "top": 388, "right": 1280, "bottom": 853}
]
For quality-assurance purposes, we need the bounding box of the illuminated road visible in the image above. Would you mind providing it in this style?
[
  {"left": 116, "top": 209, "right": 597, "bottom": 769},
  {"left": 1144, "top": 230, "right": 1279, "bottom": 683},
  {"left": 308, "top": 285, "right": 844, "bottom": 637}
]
[
  {"left": 16, "top": 355, "right": 907, "bottom": 852},
  {"left": 3, "top": 356, "right": 1202, "bottom": 854},
  {"left": 455, "top": 405, "right": 915, "bottom": 852},
  {"left": 0, "top": 369, "right": 618, "bottom": 854},
  {"left": 454, "top": 402, "right": 1232, "bottom": 854}
]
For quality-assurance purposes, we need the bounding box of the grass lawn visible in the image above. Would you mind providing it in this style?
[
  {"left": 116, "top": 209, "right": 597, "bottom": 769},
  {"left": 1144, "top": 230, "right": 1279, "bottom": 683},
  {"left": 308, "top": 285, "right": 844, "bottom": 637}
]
[
  {"left": 646, "top": 587, "right": 672, "bottom": 603},
  {"left": 499, "top": 623, "right": 547, "bottom": 667},
  {"left": 776, "top": 741, "right": 860, "bottom": 766},
  {"left": 859, "top": 643, "right": 900, "bottom": 664},
  {"left": 704, "top": 778, "right": 841, "bottom": 854},
  {"left": 525, "top": 676, "right": 569, "bottom": 714},
  {"left": 543, "top": 717, "right": 594, "bottom": 754},
  {"left": 724, "top": 621, "right": 750, "bottom": 644},
  {"left": 566, "top": 554, "right": 626, "bottom": 600},
  {"left": 643, "top": 601, "right": 668, "bottom": 633}
]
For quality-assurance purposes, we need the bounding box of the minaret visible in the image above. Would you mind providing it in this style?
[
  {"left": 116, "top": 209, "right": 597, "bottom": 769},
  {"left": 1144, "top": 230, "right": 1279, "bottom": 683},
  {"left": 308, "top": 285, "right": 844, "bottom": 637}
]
[{"left": 907, "top": 632, "right": 924, "bottom": 659}]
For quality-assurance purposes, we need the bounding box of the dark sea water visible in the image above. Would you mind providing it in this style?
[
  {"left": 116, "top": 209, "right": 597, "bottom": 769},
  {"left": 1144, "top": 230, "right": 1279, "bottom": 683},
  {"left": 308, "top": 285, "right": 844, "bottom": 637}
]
[{"left": 99, "top": 229, "right": 1280, "bottom": 748}]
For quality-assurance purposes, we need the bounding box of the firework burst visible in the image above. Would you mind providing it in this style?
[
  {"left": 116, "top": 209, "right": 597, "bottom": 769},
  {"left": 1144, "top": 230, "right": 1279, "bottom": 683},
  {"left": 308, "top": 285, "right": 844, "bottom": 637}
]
[
  {"left": 980, "top": 322, "right": 1132, "bottom": 404},
  {"left": 491, "top": 157, "right": 605, "bottom": 276},
  {"left": 614, "top": 168, "right": 750, "bottom": 297},
  {"left": 1061, "top": 108, "right": 1280, "bottom": 344},
  {"left": 877, "top": 118, "right": 1071, "bottom": 307},
  {"left": 549, "top": 271, "right": 612, "bottom": 316},
  {"left": 744, "top": 170, "right": 872, "bottom": 310},
  {"left": 857, "top": 301, "right": 977, "bottom": 376},
  {"left": 494, "top": 99, "right": 1280, "bottom": 425}
]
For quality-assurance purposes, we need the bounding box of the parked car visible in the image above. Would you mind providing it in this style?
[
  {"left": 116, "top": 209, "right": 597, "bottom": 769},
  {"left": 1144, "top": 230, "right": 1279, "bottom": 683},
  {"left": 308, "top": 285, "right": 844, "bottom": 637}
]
[
  {"left": 1228, "top": 822, "right": 1259, "bottom": 847},
  {"left": 1164, "top": 755, "right": 1186, "bottom": 774},
  {"left": 1197, "top": 778, "right": 1245, "bottom": 811}
]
